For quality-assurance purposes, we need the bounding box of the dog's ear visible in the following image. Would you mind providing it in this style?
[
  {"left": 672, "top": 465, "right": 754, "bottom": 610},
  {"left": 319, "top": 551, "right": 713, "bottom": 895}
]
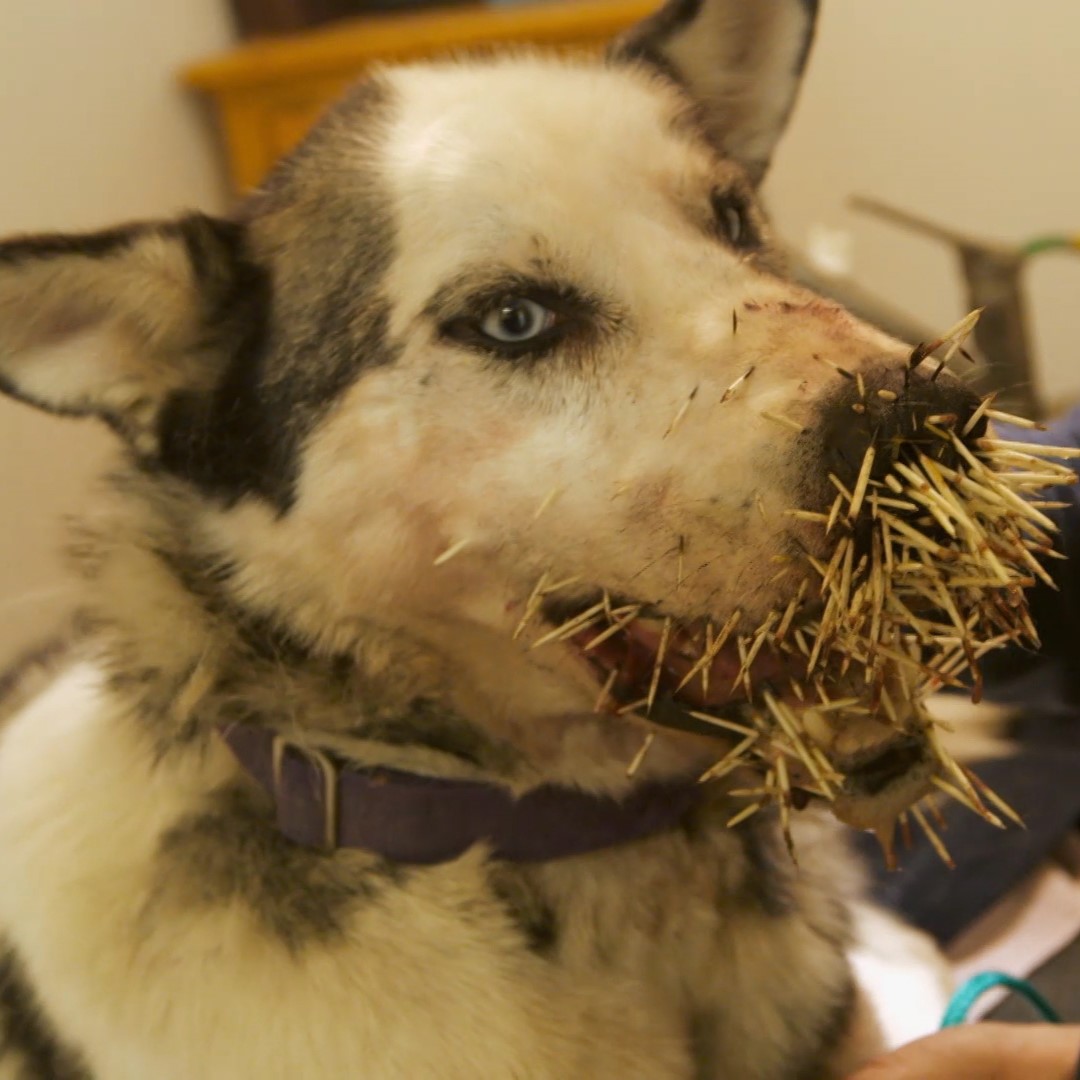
[
  {"left": 0, "top": 214, "right": 260, "bottom": 449},
  {"left": 612, "top": 0, "right": 819, "bottom": 184}
]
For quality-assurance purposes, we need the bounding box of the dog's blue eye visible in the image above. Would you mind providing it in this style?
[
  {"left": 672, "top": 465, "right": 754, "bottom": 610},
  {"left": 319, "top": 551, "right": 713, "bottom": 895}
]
[
  {"left": 479, "top": 298, "right": 556, "bottom": 343},
  {"left": 711, "top": 191, "right": 758, "bottom": 251},
  {"left": 720, "top": 205, "right": 744, "bottom": 245}
]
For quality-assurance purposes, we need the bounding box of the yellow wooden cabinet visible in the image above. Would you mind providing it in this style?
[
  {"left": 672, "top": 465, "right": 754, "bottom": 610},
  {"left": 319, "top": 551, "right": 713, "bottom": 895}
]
[{"left": 183, "top": 0, "right": 654, "bottom": 193}]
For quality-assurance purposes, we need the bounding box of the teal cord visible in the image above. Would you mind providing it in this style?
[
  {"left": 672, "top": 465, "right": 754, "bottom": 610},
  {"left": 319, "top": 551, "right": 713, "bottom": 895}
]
[{"left": 941, "top": 971, "right": 1061, "bottom": 1028}]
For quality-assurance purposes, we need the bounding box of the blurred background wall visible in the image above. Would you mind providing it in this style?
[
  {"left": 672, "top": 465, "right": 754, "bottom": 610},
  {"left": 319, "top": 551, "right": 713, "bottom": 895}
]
[
  {"left": 0, "top": 0, "right": 1078, "bottom": 664},
  {"left": 766, "top": 0, "right": 1080, "bottom": 412},
  {"left": 0, "top": 0, "right": 232, "bottom": 662}
]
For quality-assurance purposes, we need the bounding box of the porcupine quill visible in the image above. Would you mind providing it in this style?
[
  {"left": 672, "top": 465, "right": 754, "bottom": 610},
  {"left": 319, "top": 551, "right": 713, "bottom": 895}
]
[{"left": 514, "top": 310, "right": 1074, "bottom": 866}]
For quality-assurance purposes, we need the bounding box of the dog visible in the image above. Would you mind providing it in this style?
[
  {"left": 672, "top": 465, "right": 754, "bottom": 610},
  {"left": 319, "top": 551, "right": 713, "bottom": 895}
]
[{"left": 0, "top": 1, "right": 965, "bottom": 1076}]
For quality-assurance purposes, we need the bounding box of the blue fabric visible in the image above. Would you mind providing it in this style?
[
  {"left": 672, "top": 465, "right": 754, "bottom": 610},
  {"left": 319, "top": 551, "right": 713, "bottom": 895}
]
[{"left": 858, "top": 407, "right": 1080, "bottom": 944}]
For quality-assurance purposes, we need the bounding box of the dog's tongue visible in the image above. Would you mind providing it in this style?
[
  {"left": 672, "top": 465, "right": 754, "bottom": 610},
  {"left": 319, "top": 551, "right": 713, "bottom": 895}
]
[{"left": 577, "top": 617, "right": 805, "bottom": 711}]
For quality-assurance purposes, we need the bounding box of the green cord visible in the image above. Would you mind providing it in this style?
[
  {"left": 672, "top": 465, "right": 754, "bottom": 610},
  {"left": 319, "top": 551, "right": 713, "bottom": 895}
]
[
  {"left": 1021, "top": 234, "right": 1080, "bottom": 257},
  {"left": 941, "top": 971, "right": 1061, "bottom": 1028}
]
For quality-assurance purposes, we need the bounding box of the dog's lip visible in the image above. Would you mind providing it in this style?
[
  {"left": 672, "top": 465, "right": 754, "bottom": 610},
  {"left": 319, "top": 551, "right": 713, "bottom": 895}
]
[
  {"left": 571, "top": 614, "right": 810, "bottom": 719},
  {"left": 543, "top": 593, "right": 932, "bottom": 819}
]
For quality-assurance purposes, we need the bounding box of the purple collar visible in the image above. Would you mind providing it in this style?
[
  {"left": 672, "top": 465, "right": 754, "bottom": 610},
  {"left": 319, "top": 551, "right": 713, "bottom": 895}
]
[{"left": 218, "top": 724, "right": 704, "bottom": 864}]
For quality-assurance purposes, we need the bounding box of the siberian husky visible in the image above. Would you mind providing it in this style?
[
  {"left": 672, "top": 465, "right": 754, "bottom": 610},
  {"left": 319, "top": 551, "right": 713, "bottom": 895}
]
[{"left": 0, "top": 1, "right": 960, "bottom": 1076}]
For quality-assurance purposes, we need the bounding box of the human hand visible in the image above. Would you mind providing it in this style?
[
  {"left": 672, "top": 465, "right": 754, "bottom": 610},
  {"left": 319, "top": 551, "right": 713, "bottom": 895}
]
[{"left": 845, "top": 1023, "right": 1080, "bottom": 1079}]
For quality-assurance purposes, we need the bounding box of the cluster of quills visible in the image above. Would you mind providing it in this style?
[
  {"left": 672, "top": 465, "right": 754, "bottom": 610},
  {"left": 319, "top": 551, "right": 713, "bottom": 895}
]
[{"left": 438, "top": 311, "right": 1078, "bottom": 866}]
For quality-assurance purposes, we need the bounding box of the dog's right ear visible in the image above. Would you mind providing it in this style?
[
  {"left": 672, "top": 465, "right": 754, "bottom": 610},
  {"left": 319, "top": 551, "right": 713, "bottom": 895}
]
[
  {"left": 612, "top": 0, "right": 820, "bottom": 184},
  {"left": 0, "top": 215, "right": 259, "bottom": 449}
]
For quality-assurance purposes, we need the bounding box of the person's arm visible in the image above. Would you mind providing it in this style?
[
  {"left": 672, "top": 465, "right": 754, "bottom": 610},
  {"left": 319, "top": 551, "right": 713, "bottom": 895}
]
[{"left": 845, "top": 1022, "right": 1080, "bottom": 1079}]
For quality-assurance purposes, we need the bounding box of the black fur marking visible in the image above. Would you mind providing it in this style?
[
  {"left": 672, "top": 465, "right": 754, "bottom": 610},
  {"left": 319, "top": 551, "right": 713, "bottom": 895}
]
[
  {"left": 608, "top": 34, "right": 686, "bottom": 97},
  {"left": 793, "top": 0, "right": 821, "bottom": 78},
  {"left": 155, "top": 784, "right": 406, "bottom": 949},
  {"left": 487, "top": 869, "right": 559, "bottom": 956},
  {"left": 0, "top": 222, "right": 141, "bottom": 266},
  {"left": 612, "top": 0, "right": 820, "bottom": 186},
  {"left": 0, "top": 635, "right": 71, "bottom": 723},
  {"left": 155, "top": 224, "right": 286, "bottom": 506},
  {"left": 733, "top": 809, "right": 799, "bottom": 917},
  {"left": 612, "top": 0, "right": 704, "bottom": 66},
  {"left": 157, "top": 81, "right": 400, "bottom": 511},
  {"left": 686, "top": 1011, "right": 716, "bottom": 1080},
  {"left": 0, "top": 948, "right": 89, "bottom": 1079}
]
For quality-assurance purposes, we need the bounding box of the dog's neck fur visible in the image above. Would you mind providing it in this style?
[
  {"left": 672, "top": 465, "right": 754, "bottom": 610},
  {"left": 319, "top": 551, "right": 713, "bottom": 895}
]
[{"left": 77, "top": 467, "right": 715, "bottom": 796}]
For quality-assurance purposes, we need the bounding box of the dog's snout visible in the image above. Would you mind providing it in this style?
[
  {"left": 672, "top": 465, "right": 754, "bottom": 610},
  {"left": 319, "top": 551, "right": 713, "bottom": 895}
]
[{"left": 816, "top": 360, "right": 985, "bottom": 495}]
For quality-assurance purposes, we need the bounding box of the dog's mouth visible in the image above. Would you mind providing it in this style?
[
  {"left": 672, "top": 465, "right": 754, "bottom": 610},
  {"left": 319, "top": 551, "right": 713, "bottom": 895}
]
[
  {"left": 542, "top": 592, "right": 934, "bottom": 832},
  {"left": 516, "top": 361, "right": 1076, "bottom": 865}
]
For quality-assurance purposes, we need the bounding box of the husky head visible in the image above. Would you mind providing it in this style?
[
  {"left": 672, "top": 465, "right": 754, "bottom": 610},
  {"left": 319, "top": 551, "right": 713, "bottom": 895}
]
[{"left": 0, "top": 0, "right": 982, "bottom": 832}]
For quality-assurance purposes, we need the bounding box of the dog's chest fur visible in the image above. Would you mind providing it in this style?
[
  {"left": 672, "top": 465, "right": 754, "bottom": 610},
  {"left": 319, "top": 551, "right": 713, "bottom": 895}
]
[{"left": 0, "top": 655, "right": 860, "bottom": 1080}]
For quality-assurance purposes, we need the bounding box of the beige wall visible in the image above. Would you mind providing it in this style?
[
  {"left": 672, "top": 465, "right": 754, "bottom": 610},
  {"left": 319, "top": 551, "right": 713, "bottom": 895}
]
[
  {"left": 766, "top": 0, "right": 1080, "bottom": 411},
  {"left": 0, "top": 0, "right": 232, "bottom": 663},
  {"left": 1, "top": 0, "right": 1077, "bottom": 662}
]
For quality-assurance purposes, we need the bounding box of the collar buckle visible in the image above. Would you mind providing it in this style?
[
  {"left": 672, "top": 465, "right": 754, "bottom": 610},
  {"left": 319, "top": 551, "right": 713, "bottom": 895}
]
[{"left": 271, "top": 733, "right": 339, "bottom": 851}]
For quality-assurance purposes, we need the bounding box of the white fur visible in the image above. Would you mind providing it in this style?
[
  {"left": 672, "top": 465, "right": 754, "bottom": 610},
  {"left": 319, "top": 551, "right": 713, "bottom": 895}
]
[{"left": 0, "top": 661, "right": 947, "bottom": 1077}]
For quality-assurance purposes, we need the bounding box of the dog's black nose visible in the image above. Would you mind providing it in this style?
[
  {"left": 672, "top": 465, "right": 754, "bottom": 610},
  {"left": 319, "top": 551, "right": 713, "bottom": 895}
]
[{"left": 816, "top": 360, "right": 985, "bottom": 497}]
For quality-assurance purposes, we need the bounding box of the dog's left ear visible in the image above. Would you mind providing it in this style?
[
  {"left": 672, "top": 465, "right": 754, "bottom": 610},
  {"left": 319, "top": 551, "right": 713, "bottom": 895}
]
[
  {"left": 612, "top": 0, "right": 819, "bottom": 184},
  {"left": 0, "top": 214, "right": 259, "bottom": 448}
]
